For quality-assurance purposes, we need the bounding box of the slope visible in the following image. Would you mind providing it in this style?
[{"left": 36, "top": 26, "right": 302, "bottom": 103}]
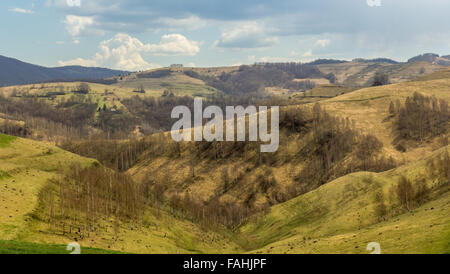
[
  {"left": 0, "top": 134, "right": 241, "bottom": 253},
  {"left": 239, "top": 146, "right": 450, "bottom": 254}
]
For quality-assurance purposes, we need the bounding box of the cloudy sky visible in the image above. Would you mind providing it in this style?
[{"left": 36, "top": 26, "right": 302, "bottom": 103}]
[{"left": 1, "top": 0, "right": 449, "bottom": 71}]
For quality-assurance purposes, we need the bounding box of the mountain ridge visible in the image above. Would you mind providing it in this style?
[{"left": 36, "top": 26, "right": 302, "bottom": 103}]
[{"left": 0, "top": 55, "right": 128, "bottom": 87}]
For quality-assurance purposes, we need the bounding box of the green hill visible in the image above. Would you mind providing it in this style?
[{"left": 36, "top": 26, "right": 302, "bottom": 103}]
[
  {"left": 240, "top": 146, "right": 449, "bottom": 254},
  {"left": 0, "top": 134, "right": 241, "bottom": 254}
]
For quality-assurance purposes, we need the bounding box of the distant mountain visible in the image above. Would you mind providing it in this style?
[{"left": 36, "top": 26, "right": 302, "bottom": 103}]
[
  {"left": 0, "top": 55, "right": 128, "bottom": 87},
  {"left": 352, "top": 58, "right": 399, "bottom": 64},
  {"left": 408, "top": 53, "right": 440, "bottom": 63},
  {"left": 408, "top": 53, "right": 450, "bottom": 66},
  {"left": 307, "top": 59, "right": 348, "bottom": 65}
]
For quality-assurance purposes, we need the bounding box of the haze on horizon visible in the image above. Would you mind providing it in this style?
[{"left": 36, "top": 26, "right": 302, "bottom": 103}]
[{"left": 1, "top": 0, "right": 449, "bottom": 71}]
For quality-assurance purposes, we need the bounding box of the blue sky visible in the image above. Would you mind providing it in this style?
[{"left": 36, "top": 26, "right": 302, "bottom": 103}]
[{"left": 1, "top": 0, "right": 449, "bottom": 71}]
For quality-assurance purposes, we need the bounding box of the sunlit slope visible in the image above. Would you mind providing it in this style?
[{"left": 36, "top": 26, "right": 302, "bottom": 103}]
[
  {"left": 240, "top": 146, "right": 450, "bottom": 254},
  {"left": 0, "top": 133, "right": 97, "bottom": 240},
  {"left": 317, "top": 61, "right": 444, "bottom": 86},
  {"left": 111, "top": 69, "right": 219, "bottom": 97},
  {"left": 128, "top": 76, "right": 449, "bottom": 207},
  {"left": 0, "top": 134, "right": 241, "bottom": 254},
  {"left": 415, "top": 67, "right": 450, "bottom": 82},
  {"left": 320, "top": 77, "right": 450, "bottom": 162}
]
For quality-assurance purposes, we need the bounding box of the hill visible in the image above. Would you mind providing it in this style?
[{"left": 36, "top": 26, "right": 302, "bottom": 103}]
[
  {"left": 240, "top": 146, "right": 449, "bottom": 254},
  {"left": 0, "top": 55, "right": 127, "bottom": 87},
  {"left": 317, "top": 60, "right": 444, "bottom": 86},
  {"left": 127, "top": 76, "right": 449, "bottom": 210},
  {"left": 0, "top": 134, "right": 241, "bottom": 253},
  {"left": 408, "top": 53, "right": 450, "bottom": 66}
]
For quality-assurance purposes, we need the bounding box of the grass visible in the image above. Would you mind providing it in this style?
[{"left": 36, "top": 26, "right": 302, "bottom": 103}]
[
  {"left": 0, "top": 133, "right": 16, "bottom": 148},
  {"left": 320, "top": 77, "right": 450, "bottom": 163},
  {"left": 239, "top": 147, "right": 450, "bottom": 254},
  {"left": 0, "top": 135, "right": 242, "bottom": 254},
  {"left": 0, "top": 240, "right": 124, "bottom": 254}
]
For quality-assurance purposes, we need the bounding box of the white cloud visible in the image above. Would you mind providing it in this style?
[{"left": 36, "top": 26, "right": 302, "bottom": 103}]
[
  {"left": 144, "top": 34, "right": 200, "bottom": 56},
  {"left": 366, "top": 0, "right": 382, "bottom": 7},
  {"left": 64, "top": 15, "right": 94, "bottom": 36},
  {"left": 314, "top": 39, "right": 331, "bottom": 48},
  {"left": 66, "top": 0, "right": 81, "bottom": 7},
  {"left": 215, "top": 22, "right": 278, "bottom": 49},
  {"left": 9, "top": 8, "right": 34, "bottom": 14},
  {"left": 58, "top": 33, "right": 200, "bottom": 71}
]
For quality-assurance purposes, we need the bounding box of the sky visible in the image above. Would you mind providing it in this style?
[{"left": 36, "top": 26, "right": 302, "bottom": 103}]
[{"left": 1, "top": 0, "right": 449, "bottom": 71}]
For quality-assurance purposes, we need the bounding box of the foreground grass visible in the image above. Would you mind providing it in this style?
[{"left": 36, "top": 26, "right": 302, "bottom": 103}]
[
  {"left": 0, "top": 240, "right": 124, "bottom": 254},
  {"left": 0, "top": 133, "right": 16, "bottom": 148}
]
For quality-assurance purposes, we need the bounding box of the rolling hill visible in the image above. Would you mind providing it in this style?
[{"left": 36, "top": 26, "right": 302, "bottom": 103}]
[
  {"left": 0, "top": 63, "right": 449, "bottom": 254},
  {"left": 0, "top": 55, "right": 128, "bottom": 87},
  {"left": 241, "top": 146, "right": 450, "bottom": 254},
  {"left": 127, "top": 73, "right": 450, "bottom": 209},
  {"left": 0, "top": 133, "right": 241, "bottom": 254}
]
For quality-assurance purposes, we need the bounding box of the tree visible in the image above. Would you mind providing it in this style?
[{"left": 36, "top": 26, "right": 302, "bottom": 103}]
[
  {"left": 74, "top": 83, "right": 90, "bottom": 94},
  {"left": 372, "top": 72, "right": 389, "bottom": 86},
  {"left": 374, "top": 190, "right": 387, "bottom": 220},
  {"left": 389, "top": 101, "right": 395, "bottom": 116},
  {"left": 396, "top": 176, "right": 414, "bottom": 212},
  {"left": 355, "top": 134, "right": 383, "bottom": 170}
]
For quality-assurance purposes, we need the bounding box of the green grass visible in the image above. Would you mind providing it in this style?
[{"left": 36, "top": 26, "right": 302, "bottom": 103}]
[
  {"left": 0, "top": 134, "right": 16, "bottom": 148},
  {"left": 0, "top": 170, "right": 11, "bottom": 180},
  {"left": 238, "top": 147, "right": 450, "bottom": 254},
  {"left": 0, "top": 240, "right": 125, "bottom": 254}
]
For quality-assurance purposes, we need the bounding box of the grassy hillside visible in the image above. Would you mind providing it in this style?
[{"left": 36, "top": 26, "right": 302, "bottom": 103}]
[
  {"left": 0, "top": 134, "right": 97, "bottom": 240},
  {"left": 321, "top": 77, "right": 450, "bottom": 162},
  {"left": 239, "top": 146, "right": 449, "bottom": 254},
  {"left": 1, "top": 65, "right": 449, "bottom": 254},
  {"left": 0, "top": 134, "right": 241, "bottom": 254},
  {"left": 317, "top": 61, "right": 444, "bottom": 86},
  {"left": 112, "top": 69, "right": 219, "bottom": 97},
  {"left": 128, "top": 76, "right": 449, "bottom": 210}
]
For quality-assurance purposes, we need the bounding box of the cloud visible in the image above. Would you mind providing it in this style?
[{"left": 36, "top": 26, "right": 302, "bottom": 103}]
[
  {"left": 215, "top": 22, "right": 278, "bottom": 49},
  {"left": 64, "top": 15, "right": 94, "bottom": 36},
  {"left": 58, "top": 33, "right": 200, "bottom": 71},
  {"left": 144, "top": 34, "right": 200, "bottom": 56},
  {"left": 366, "top": 0, "right": 382, "bottom": 7},
  {"left": 66, "top": 0, "right": 81, "bottom": 7},
  {"left": 314, "top": 39, "right": 331, "bottom": 48},
  {"left": 9, "top": 8, "right": 34, "bottom": 14}
]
